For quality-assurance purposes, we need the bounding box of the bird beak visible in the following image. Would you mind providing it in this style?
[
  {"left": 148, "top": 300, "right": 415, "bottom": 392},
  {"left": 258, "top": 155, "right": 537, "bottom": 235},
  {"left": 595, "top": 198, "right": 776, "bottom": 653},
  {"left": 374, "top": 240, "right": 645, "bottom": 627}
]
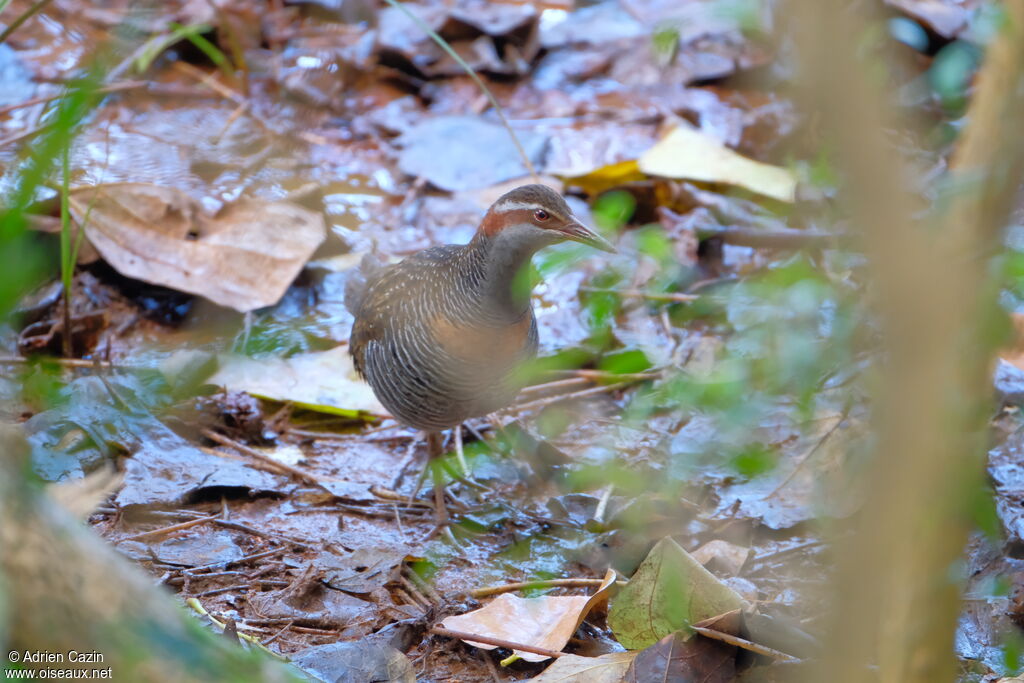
[{"left": 560, "top": 218, "right": 618, "bottom": 254}]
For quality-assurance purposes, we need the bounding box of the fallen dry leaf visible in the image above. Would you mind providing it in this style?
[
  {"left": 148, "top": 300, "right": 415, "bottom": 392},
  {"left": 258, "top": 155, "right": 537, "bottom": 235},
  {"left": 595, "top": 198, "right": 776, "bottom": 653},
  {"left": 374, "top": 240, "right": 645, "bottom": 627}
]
[
  {"left": 69, "top": 183, "right": 325, "bottom": 312},
  {"left": 691, "top": 539, "right": 750, "bottom": 576},
  {"left": 527, "top": 652, "right": 635, "bottom": 682},
  {"left": 441, "top": 569, "right": 616, "bottom": 662},
  {"left": 625, "top": 630, "right": 736, "bottom": 683},
  {"left": 211, "top": 345, "right": 385, "bottom": 418},
  {"left": 638, "top": 126, "right": 797, "bottom": 202}
]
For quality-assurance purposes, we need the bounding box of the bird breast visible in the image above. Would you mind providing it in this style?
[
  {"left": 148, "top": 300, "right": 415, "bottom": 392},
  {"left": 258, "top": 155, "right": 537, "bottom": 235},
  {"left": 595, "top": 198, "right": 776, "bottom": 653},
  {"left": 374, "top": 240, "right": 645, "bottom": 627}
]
[
  {"left": 427, "top": 313, "right": 534, "bottom": 368},
  {"left": 348, "top": 256, "right": 539, "bottom": 431}
]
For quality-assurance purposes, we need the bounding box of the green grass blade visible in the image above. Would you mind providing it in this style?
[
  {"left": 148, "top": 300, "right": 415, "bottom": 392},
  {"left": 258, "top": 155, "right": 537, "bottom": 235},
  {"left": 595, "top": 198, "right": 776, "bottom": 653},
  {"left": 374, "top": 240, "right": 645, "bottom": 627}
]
[
  {"left": 134, "top": 23, "right": 214, "bottom": 74},
  {"left": 0, "top": 72, "right": 103, "bottom": 317},
  {"left": 0, "top": 0, "right": 55, "bottom": 44},
  {"left": 168, "top": 22, "right": 236, "bottom": 78}
]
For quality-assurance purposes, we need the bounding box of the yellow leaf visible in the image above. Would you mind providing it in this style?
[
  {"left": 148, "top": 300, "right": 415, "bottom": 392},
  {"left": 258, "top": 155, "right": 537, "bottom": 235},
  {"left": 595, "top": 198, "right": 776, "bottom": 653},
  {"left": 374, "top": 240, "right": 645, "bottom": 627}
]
[
  {"left": 564, "top": 160, "right": 645, "bottom": 196},
  {"left": 638, "top": 126, "right": 797, "bottom": 202}
]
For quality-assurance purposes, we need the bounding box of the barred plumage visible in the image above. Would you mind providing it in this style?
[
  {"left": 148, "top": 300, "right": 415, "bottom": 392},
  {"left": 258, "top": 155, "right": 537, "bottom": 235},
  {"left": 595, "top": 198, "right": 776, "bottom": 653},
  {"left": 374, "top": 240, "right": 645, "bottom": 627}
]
[{"left": 345, "top": 185, "right": 614, "bottom": 432}]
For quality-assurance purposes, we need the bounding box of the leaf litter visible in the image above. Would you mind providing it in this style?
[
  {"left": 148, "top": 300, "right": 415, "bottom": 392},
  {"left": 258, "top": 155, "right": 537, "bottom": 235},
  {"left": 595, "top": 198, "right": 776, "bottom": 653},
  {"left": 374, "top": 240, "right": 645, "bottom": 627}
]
[
  {"left": 440, "top": 569, "right": 616, "bottom": 661},
  {"left": 2, "top": 0, "right": 1009, "bottom": 681}
]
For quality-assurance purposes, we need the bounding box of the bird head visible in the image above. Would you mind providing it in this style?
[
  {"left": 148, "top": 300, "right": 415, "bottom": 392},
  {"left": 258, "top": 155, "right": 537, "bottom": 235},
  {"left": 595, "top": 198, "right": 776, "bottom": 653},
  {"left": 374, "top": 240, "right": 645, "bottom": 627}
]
[{"left": 478, "top": 185, "right": 617, "bottom": 254}]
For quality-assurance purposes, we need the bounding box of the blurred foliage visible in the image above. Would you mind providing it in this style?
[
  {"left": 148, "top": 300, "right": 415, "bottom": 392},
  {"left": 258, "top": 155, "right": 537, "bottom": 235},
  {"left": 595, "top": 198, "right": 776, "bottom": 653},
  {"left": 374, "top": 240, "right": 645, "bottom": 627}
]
[
  {"left": 930, "top": 42, "right": 981, "bottom": 111},
  {"left": 1, "top": 77, "right": 101, "bottom": 317},
  {"left": 18, "top": 357, "right": 68, "bottom": 413},
  {"left": 232, "top": 315, "right": 336, "bottom": 356},
  {"left": 651, "top": 23, "right": 680, "bottom": 64},
  {"left": 3, "top": 1, "right": 1023, "bottom": 676},
  {"left": 592, "top": 190, "right": 637, "bottom": 233}
]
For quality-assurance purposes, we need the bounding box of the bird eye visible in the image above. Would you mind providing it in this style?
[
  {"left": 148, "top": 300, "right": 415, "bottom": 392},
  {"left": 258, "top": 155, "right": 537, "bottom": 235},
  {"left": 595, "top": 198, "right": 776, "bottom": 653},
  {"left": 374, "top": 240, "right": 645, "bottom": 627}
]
[{"left": 534, "top": 209, "right": 549, "bottom": 222}]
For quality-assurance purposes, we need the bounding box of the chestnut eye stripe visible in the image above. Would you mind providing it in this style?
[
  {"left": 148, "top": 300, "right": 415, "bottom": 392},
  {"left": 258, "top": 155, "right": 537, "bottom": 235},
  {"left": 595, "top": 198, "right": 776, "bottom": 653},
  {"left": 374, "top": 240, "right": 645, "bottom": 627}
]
[{"left": 493, "top": 200, "right": 568, "bottom": 221}]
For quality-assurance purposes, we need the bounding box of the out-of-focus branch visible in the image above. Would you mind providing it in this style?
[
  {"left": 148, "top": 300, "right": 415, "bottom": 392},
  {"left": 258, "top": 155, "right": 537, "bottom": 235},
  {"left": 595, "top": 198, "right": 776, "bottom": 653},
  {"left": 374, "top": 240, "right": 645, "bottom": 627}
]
[
  {"left": 788, "top": 3, "right": 1024, "bottom": 682},
  {"left": 0, "top": 427, "right": 300, "bottom": 682}
]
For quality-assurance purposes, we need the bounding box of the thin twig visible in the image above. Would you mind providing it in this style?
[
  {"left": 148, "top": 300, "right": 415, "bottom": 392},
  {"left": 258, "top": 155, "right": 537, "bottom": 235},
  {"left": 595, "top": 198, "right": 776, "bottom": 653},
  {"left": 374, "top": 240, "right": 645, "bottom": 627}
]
[
  {"left": 193, "top": 584, "right": 249, "bottom": 598},
  {"left": 691, "top": 625, "right": 801, "bottom": 663},
  {"left": 393, "top": 588, "right": 425, "bottom": 614},
  {"left": 764, "top": 410, "right": 847, "bottom": 498},
  {"left": 186, "top": 598, "right": 288, "bottom": 660},
  {"left": 470, "top": 578, "right": 626, "bottom": 599},
  {"left": 0, "top": 355, "right": 116, "bottom": 368},
  {"left": 696, "top": 225, "right": 838, "bottom": 250},
  {"left": 261, "top": 621, "right": 294, "bottom": 646},
  {"left": 579, "top": 287, "right": 700, "bottom": 303},
  {"left": 519, "top": 376, "right": 589, "bottom": 395},
  {"left": 172, "top": 61, "right": 240, "bottom": 101},
  {"left": 170, "top": 61, "right": 273, "bottom": 135},
  {"left": 481, "top": 651, "right": 505, "bottom": 683},
  {"left": 746, "top": 540, "right": 828, "bottom": 571},
  {"left": 505, "top": 382, "right": 629, "bottom": 415},
  {"left": 152, "top": 510, "right": 314, "bottom": 550},
  {"left": 0, "top": 122, "right": 46, "bottom": 147},
  {"left": 201, "top": 428, "right": 329, "bottom": 492},
  {"left": 184, "top": 547, "right": 285, "bottom": 575},
  {"left": 0, "top": 81, "right": 148, "bottom": 117},
  {"left": 121, "top": 514, "right": 218, "bottom": 542},
  {"left": 430, "top": 625, "right": 565, "bottom": 659},
  {"left": 593, "top": 486, "right": 613, "bottom": 525},
  {"left": 397, "top": 574, "right": 434, "bottom": 610},
  {"left": 559, "top": 369, "right": 662, "bottom": 382},
  {"left": 405, "top": 566, "right": 444, "bottom": 604}
]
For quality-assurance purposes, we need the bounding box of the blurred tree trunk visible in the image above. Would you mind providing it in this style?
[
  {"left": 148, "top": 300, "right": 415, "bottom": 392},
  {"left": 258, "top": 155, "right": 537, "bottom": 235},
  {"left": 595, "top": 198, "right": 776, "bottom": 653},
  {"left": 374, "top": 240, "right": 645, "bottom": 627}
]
[
  {"left": 0, "top": 426, "right": 299, "bottom": 682},
  {"left": 790, "top": 2, "right": 1024, "bottom": 681}
]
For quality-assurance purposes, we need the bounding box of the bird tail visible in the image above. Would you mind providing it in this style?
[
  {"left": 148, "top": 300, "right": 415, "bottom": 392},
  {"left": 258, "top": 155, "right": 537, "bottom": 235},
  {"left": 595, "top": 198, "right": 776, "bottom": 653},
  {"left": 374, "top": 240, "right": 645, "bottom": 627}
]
[{"left": 343, "top": 252, "right": 385, "bottom": 316}]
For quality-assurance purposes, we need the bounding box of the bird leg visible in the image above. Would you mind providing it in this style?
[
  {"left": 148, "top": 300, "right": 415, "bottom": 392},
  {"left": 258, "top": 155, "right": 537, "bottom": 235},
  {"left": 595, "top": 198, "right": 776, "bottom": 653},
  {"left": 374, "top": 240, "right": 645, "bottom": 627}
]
[{"left": 427, "top": 430, "right": 449, "bottom": 528}]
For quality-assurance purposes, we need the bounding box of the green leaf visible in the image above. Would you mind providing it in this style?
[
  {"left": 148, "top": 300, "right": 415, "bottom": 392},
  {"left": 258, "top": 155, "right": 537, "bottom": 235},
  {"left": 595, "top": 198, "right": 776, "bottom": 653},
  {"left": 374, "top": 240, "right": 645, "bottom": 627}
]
[
  {"left": 598, "top": 349, "right": 652, "bottom": 376},
  {"left": 608, "top": 537, "right": 745, "bottom": 650},
  {"left": 929, "top": 41, "right": 981, "bottom": 108},
  {"left": 18, "top": 357, "right": 68, "bottom": 412},
  {"left": 651, "top": 23, "right": 680, "bottom": 62},
  {"left": 633, "top": 224, "right": 673, "bottom": 263},
  {"left": 729, "top": 444, "right": 778, "bottom": 479},
  {"left": 592, "top": 190, "right": 636, "bottom": 232}
]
